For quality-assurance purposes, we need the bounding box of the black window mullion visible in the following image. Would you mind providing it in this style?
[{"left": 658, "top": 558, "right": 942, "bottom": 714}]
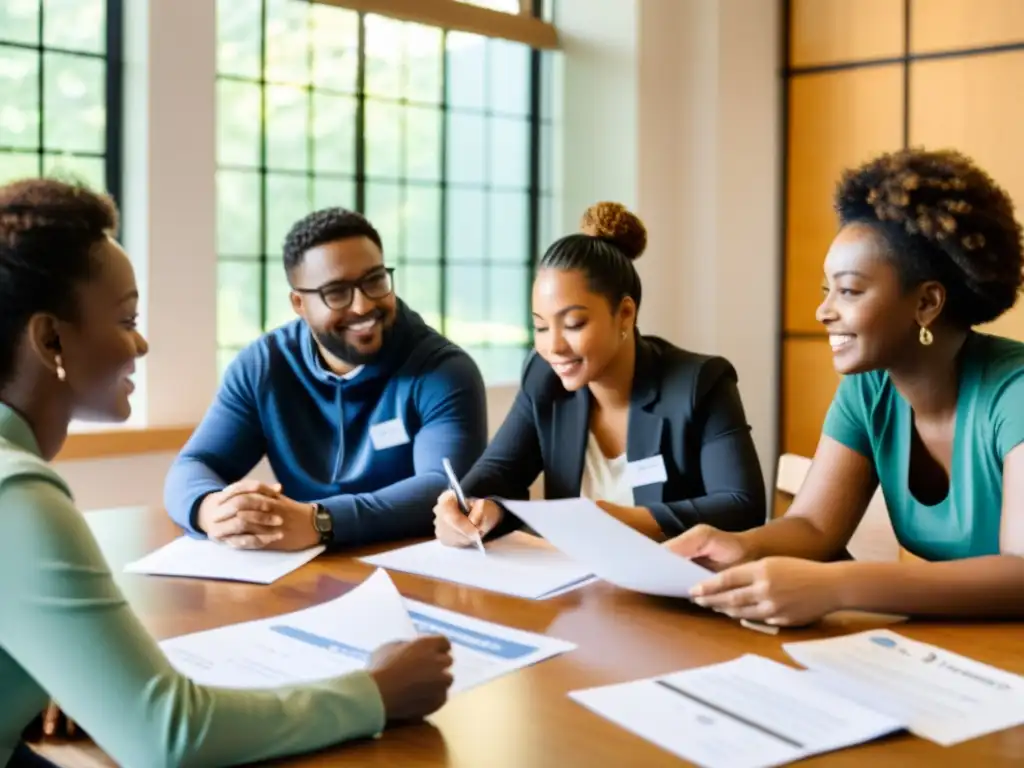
[
  {"left": 257, "top": 0, "right": 269, "bottom": 333},
  {"left": 35, "top": 1, "right": 45, "bottom": 176},
  {"left": 527, "top": 0, "right": 544, "bottom": 351},
  {"left": 439, "top": 30, "right": 449, "bottom": 336},
  {"left": 355, "top": 13, "right": 366, "bottom": 213},
  {"left": 104, "top": 0, "right": 125, "bottom": 209}
]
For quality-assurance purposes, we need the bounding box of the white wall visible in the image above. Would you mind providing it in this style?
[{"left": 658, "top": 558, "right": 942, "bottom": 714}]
[
  {"left": 57, "top": 0, "right": 781, "bottom": 510},
  {"left": 559, "top": 0, "right": 782, "bottom": 494}
]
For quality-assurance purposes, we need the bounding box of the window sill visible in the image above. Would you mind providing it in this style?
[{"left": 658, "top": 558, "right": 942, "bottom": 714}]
[{"left": 56, "top": 425, "right": 196, "bottom": 462}]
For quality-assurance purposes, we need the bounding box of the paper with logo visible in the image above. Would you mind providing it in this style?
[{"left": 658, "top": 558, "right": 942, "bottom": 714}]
[
  {"left": 569, "top": 654, "right": 903, "bottom": 768},
  {"left": 159, "top": 568, "right": 576, "bottom": 694},
  {"left": 784, "top": 629, "right": 1024, "bottom": 745}
]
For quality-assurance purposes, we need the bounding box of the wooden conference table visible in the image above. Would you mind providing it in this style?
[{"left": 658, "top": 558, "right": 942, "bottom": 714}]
[{"left": 30, "top": 506, "right": 1024, "bottom": 767}]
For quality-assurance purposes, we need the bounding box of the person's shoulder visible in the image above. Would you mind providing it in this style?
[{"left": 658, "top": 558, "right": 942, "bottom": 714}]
[
  {"left": 222, "top": 319, "right": 306, "bottom": 384},
  {"left": 404, "top": 322, "right": 483, "bottom": 380},
  {"left": 971, "top": 333, "right": 1024, "bottom": 385},
  {"left": 0, "top": 441, "right": 72, "bottom": 501},
  {"left": 640, "top": 336, "right": 738, "bottom": 393}
]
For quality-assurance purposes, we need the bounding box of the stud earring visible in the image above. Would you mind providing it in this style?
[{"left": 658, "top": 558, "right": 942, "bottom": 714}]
[
  {"left": 621, "top": 329, "right": 627, "bottom": 341},
  {"left": 55, "top": 354, "right": 66, "bottom": 382},
  {"left": 919, "top": 325, "right": 934, "bottom": 346}
]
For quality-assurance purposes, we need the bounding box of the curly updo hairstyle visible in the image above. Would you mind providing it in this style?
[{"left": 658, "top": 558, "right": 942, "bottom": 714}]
[
  {"left": 835, "top": 148, "right": 1024, "bottom": 328},
  {"left": 0, "top": 178, "right": 118, "bottom": 386},
  {"left": 538, "top": 201, "right": 648, "bottom": 315}
]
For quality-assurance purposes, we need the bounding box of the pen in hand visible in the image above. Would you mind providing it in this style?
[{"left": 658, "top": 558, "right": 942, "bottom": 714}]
[{"left": 441, "top": 458, "right": 486, "bottom": 554}]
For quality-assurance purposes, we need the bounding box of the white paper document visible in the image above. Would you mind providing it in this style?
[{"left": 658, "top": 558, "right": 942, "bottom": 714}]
[
  {"left": 124, "top": 535, "right": 325, "bottom": 584},
  {"left": 160, "top": 568, "right": 576, "bottom": 695},
  {"left": 360, "top": 532, "right": 596, "bottom": 599},
  {"left": 500, "top": 498, "right": 713, "bottom": 597},
  {"left": 784, "top": 629, "right": 1024, "bottom": 746},
  {"left": 570, "top": 654, "right": 903, "bottom": 768}
]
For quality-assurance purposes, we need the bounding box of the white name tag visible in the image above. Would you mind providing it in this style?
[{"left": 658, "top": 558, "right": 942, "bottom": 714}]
[
  {"left": 369, "top": 418, "right": 410, "bottom": 450},
  {"left": 626, "top": 455, "right": 668, "bottom": 488}
]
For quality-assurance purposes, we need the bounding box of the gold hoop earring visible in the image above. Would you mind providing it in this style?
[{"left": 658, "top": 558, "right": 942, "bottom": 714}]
[
  {"left": 55, "top": 354, "right": 66, "bottom": 382},
  {"left": 919, "top": 325, "right": 934, "bottom": 346}
]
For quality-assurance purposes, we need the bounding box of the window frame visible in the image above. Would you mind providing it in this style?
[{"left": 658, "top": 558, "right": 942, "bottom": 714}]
[
  {"left": 0, "top": 0, "right": 125, "bottom": 205},
  {"left": 214, "top": 0, "right": 556, "bottom": 384}
]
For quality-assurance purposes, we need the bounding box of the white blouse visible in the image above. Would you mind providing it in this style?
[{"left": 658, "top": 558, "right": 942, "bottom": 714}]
[{"left": 579, "top": 430, "right": 634, "bottom": 507}]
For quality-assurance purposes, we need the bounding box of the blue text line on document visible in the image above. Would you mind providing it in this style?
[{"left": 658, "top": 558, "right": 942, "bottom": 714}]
[
  {"left": 408, "top": 611, "right": 538, "bottom": 659},
  {"left": 270, "top": 625, "right": 370, "bottom": 662}
]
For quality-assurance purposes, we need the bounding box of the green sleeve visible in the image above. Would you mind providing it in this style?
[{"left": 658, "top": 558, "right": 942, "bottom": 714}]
[
  {"left": 991, "top": 368, "right": 1024, "bottom": 460},
  {"left": 821, "top": 374, "right": 873, "bottom": 458},
  {"left": 0, "top": 476, "right": 385, "bottom": 768}
]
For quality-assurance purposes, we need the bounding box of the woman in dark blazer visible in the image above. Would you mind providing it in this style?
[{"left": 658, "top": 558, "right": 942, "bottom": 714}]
[{"left": 434, "top": 202, "right": 766, "bottom": 545}]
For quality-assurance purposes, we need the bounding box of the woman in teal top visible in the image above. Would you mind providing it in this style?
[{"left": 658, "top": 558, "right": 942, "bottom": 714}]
[
  {"left": 667, "top": 148, "right": 1024, "bottom": 625},
  {"left": 0, "top": 178, "right": 453, "bottom": 767}
]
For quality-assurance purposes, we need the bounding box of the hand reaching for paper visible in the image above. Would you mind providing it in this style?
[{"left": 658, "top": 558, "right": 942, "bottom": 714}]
[
  {"left": 663, "top": 523, "right": 753, "bottom": 571},
  {"left": 688, "top": 556, "right": 842, "bottom": 627},
  {"left": 368, "top": 635, "right": 454, "bottom": 721},
  {"left": 197, "top": 479, "right": 321, "bottom": 551}
]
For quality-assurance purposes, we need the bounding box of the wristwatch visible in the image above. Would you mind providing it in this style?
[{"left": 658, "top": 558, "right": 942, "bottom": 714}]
[{"left": 311, "top": 503, "right": 333, "bottom": 545}]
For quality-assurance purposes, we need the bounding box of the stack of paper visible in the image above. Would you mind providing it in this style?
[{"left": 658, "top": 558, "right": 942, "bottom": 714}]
[
  {"left": 160, "top": 569, "right": 577, "bottom": 695},
  {"left": 570, "top": 654, "right": 903, "bottom": 768},
  {"left": 124, "top": 536, "right": 325, "bottom": 585},
  {"left": 572, "top": 630, "right": 1024, "bottom": 765},
  {"left": 360, "top": 532, "right": 596, "bottom": 600}
]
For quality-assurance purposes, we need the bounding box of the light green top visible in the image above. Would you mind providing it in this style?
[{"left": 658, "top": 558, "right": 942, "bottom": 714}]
[
  {"left": 823, "top": 332, "right": 1024, "bottom": 561},
  {"left": 0, "top": 404, "right": 385, "bottom": 768}
]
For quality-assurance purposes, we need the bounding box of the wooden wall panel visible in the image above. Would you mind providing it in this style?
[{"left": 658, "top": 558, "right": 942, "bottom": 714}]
[
  {"left": 909, "top": 51, "right": 1024, "bottom": 341},
  {"left": 785, "top": 67, "right": 904, "bottom": 334},
  {"left": 910, "top": 0, "right": 1024, "bottom": 54},
  {"left": 782, "top": 338, "right": 842, "bottom": 458},
  {"left": 790, "top": 0, "right": 904, "bottom": 67}
]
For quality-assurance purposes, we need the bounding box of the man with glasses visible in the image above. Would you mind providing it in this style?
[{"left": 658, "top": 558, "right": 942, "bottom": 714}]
[{"left": 163, "top": 207, "right": 488, "bottom": 550}]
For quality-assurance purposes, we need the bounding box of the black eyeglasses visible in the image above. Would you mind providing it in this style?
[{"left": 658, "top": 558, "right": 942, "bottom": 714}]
[{"left": 291, "top": 267, "right": 395, "bottom": 310}]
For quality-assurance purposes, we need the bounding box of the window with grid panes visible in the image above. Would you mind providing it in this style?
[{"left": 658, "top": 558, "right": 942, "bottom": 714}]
[
  {"left": 0, "top": 0, "right": 121, "bottom": 196},
  {"left": 215, "top": 0, "right": 548, "bottom": 385}
]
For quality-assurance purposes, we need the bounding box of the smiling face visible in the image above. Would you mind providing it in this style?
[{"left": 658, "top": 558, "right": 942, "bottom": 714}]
[
  {"left": 531, "top": 267, "right": 635, "bottom": 391},
  {"left": 288, "top": 235, "right": 398, "bottom": 367},
  {"left": 47, "top": 237, "right": 148, "bottom": 422},
  {"left": 816, "top": 222, "right": 943, "bottom": 375}
]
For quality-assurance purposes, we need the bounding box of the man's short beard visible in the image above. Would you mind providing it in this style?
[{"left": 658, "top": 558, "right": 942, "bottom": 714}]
[{"left": 313, "top": 322, "right": 393, "bottom": 366}]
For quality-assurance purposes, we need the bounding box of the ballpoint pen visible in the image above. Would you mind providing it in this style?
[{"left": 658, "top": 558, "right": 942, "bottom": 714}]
[{"left": 441, "top": 457, "right": 487, "bottom": 554}]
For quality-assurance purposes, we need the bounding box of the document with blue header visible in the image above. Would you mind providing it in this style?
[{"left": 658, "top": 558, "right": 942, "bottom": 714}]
[{"left": 158, "top": 568, "right": 576, "bottom": 695}]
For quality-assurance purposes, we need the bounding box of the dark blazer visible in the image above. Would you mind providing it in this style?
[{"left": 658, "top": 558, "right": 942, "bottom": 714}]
[{"left": 461, "top": 335, "right": 767, "bottom": 538}]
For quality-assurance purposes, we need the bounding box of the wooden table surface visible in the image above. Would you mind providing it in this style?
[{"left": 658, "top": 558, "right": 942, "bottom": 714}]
[{"left": 30, "top": 506, "right": 1024, "bottom": 767}]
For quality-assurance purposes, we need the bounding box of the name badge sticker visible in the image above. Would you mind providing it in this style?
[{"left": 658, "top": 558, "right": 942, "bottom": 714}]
[
  {"left": 369, "top": 418, "right": 410, "bottom": 450},
  {"left": 626, "top": 455, "right": 668, "bottom": 488}
]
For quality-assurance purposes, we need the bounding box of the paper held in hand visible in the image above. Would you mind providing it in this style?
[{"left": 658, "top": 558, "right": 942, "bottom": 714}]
[
  {"left": 499, "top": 498, "right": 713, "bottom": 597},
  {"left": 124, "top": 535, "right": 325, "bottom": 584},
  {"left": 497, "top": 497, "right": 778, "bottom": 633}
]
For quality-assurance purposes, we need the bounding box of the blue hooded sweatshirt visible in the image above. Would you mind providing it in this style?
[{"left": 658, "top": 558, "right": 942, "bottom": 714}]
[{"left": 164, "top": 301, "right": 488, "bottom": 545}]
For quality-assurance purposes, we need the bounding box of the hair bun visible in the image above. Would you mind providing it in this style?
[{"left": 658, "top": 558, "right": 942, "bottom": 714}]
[{"left": 580, "top": 201, "right": 647, "bottom": 261}]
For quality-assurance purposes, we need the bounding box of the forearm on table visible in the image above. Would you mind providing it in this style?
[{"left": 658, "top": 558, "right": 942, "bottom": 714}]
[
  {"left": 739, "top": 515, "right": 847, "bottom": 562},
  {"left": 831, "top": 555, "right": 1024, "bottom": 618},
  {"left": 320, "top": 474, "right": 445, "bottom": 545}
]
